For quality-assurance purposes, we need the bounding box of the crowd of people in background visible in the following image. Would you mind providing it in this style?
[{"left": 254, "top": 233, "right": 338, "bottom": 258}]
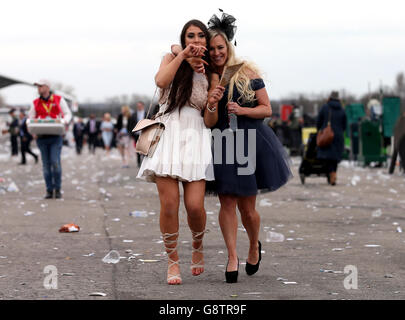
[{"left": 2, "top": 101, "right": 159, "bottom": 169}]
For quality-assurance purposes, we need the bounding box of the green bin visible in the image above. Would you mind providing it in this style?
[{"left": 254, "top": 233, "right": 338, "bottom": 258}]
[{"left": 358, "top": 120, "right": 387, "bottom": 166}]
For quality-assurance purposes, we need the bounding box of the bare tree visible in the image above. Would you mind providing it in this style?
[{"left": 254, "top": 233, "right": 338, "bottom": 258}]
[
  {"left": 394, "top": 72, "right": 405, "bottom": 98},
  {"left": 52, "top": 82, "right": 76, "bottom": 99}
]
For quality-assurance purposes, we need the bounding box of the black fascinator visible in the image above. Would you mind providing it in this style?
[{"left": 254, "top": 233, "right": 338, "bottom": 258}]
[{"left": 208, "top": 8, "right": 237, "bottom": 45}]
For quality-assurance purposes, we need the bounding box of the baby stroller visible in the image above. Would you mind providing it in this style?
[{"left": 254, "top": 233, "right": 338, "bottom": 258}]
[{"left": 298, "top": 132, "right": 329, "bottom": 184}]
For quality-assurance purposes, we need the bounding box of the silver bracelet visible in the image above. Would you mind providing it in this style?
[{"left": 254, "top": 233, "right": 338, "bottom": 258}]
[{"left": 207, "top": 103, "right": 217, "bottom": 113}]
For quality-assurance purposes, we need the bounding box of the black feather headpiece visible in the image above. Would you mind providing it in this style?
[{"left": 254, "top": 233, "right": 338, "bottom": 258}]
[{"left": 207, "top": 9, "right": 237, "bottom": 46}]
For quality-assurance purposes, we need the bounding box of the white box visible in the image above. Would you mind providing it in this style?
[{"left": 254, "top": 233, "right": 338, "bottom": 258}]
[{"left": 27, "top": 119, "right": 65, "bottom": 135}]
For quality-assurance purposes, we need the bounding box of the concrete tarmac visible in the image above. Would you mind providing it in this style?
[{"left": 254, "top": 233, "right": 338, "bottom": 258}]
[{"left": 0, "top": 138, "right": 404, "bottom": 300}]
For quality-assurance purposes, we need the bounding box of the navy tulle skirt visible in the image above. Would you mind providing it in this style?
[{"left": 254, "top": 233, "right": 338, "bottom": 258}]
[{"left": 206, "top": 116, "right": 293, "bottom": 196}]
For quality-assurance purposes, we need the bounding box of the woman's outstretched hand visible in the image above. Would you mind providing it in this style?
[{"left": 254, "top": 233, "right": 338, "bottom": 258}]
[{"left": 182, "top": 44, "right": 207, "bottom": 59}]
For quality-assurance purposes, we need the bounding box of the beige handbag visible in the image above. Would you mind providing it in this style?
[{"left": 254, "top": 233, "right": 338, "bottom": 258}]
[{"left": 132, "top": 88, "right": 165, "bottom": 157}]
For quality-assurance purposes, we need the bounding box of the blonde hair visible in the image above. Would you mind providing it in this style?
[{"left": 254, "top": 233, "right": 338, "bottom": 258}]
[
  {"left": 121, "top": 105, "right": 131, "bottom": 117},
  {"left": 209, "top": 30, "right": 262, "bottom": 104},
  {"left": 104, "top": 112, "right": 111, "bottom": 121}
]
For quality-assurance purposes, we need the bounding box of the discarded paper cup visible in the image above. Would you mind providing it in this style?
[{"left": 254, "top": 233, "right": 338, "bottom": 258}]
[{"left": 102, "top": 250, "right": 120, "bottom": 264}]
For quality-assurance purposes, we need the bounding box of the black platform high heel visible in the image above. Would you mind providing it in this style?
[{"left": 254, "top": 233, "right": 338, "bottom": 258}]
[
  {"left": 245, "top": 241, "right": 262, "bottom": 276},
  {"left": 225, "top": 258, "right": 239, "bottom": 283}
]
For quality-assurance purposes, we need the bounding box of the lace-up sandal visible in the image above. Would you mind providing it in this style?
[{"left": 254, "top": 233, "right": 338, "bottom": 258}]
[
  {"left": 190, "top": 229, "right": 207, "bottom": 276},
  {"left": 162, "top": 231, "right": 181, "bottom": 285}
]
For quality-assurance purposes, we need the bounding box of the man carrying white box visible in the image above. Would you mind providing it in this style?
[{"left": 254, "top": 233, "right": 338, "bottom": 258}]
[{"left": 28, "top": 79, "right": 72, "bottom": 199}]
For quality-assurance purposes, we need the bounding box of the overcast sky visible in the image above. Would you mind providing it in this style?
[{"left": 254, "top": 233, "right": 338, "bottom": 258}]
[{"left": 1, "top": 0, "right": 405, "bottom": 105}]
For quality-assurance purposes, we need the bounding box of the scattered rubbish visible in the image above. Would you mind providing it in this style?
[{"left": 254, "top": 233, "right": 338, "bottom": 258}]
[
  {"left": 372, "top": 209, "right": 382, "bottom": 218},
  {"left": 230, "top": 295, "right": 238, "bottom": 298},
  {"left": 102, "top": 250, "right": 120, "bottom": 264},
  {"left": 328, "top": 292, "right": 339, "bottom": 296},
  {"left": 123, "top": 240, "right": 134, "bottom": 243},
  {"left": 89, "top": 292, "right": 107, "bottom": 297},
  {"left": 112, "top": 218, "right": 120, "bottom": 222},
  {"left": 364, "top": 244, "right": 381, "bottom": 248},
  {"left": 393, "top": 222, "right": 399, "bottom": 226},
  {"left": 7, "top": 182, "right": 19, "bottom": 192},
  {"left": 320, "top": 269, "right": 334, "bottom": 273},
  {"left": 62, "top": 273, "right": 75, "bottom": 276},
  {"left": 59, "top": 224, "right": 80, "bottom": 233},
  {"left": 24, "top": 211, "right": 35, "bottom": 216},
  {"left": 389, "top": 189, "right": 398, "bottom": 194},
  {"left": 332, "top": 248, "right": 344, "bottom": 252},
  {"left": 384, "top": 274, "right": 394, "bottom": 278},
  {"left": 266, "top": 231, "right": 285, "bottom": 242},
  {"left": 259, "top": 199, "right": 272, "bottom": 207},
  {"left": 397, "top": 227, "right": 403, "bottom": 233},
  {"left": 139, "top": 259, "right": 160, "bottom": 263},
  {"left": 283, "top": 281, "right": 297, "bottom": 285},
  {"left": 129, "top": 211, "right": 148, "bottom": 218},
  {"left": 0, "top": 275, "right": 6, "bottom": 279},
  {"left": 243, "top": 292, "right": 262, "bottom": 295},
  {"left": 277, "top": 277, "right": 288, "bottom": 281},
  {"left": 350, "top": 176, "right": 361, "bottom": 186},
  {"left": 83, "top": 253, "right": 95, "bottom": 257}
]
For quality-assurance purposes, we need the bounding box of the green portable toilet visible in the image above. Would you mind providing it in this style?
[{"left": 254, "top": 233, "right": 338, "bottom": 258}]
[
  {"left": 382, "top": 96, "right": 401, "bottom": 138},
  {"left": 358, "top": 120, "right": 387, "bottom": 166}
]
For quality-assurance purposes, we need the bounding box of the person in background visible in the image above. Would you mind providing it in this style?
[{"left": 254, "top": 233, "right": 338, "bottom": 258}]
[
  {"left": 316, "top": 91, "right": 347, "bottom": 185},
  {"left": 115, "top": 105, "right": 135, "bottom": 168},
  {"left": 19, "top": 110, "right": 38, "bottom": 165},
  {"left": 28, "top": 79, "right": 72, "bottom": 199},
  {"left": 133, "top": 101, "right": 147, "bottom": 167},
  {"left": 100, "top": 112, "right": 114, "bottom": 156},
  {"left": 7, "top": 108, "right": 19, "bottom": 156},
  {"left": 73, "top": 117, "right": 85, "bottom": 155},
  {"left": 85, "top": 114, "right": 100, "bottom": 155}
]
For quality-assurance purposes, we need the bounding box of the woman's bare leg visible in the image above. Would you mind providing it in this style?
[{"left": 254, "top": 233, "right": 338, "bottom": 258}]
[
  {"left": 237, "top": 195, "right": 260, "bottom": 265},
  {"left": 218, "top": 194, "right": 239, "bottom": 272},
  {"left": 156, "top": 176, "right": 181, "bottom": 284},
  {"left": 183, "top": 180, "right": 206, "bottom": 276}
]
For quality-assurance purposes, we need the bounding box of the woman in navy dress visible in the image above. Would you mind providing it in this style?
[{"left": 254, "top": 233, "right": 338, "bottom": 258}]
[{"left": 202, "top": 12, "right": 293, "bottom": 283}]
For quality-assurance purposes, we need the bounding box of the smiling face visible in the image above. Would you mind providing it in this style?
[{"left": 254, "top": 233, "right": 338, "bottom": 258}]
[
  {"left": 209, "top": 34, "right": 228, "bottom": 70},
  {"left": 184, "top": 25, "right": 207, "bottom": 47}
]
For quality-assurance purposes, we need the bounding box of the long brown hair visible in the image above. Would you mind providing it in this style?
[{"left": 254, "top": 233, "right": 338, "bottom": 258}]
[{"left": 164, "top": 19, "right": 211, "bottom": 114}]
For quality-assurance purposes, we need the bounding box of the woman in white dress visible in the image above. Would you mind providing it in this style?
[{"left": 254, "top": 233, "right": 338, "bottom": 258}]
[
  {"left": 137, "top": 19, "right": 223, "bottom": 285},
  {"left": 100, "top": 112, "right": 114, "bottom": 155}
]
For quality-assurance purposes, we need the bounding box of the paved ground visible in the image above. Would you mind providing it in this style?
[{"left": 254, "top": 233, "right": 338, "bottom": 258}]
[{"left": 0, "top": 136, "right": 404, "bottom": 300}]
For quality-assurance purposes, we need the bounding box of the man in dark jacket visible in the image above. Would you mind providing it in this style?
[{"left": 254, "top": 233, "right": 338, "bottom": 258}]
[
  {"left": 19, "top": 110, "right": 38, "bottom": 165},
  {"left": 316, "top": 91, "right": 347, "bottom": 185},
  {"left": 73, "top": 117, "right": 85, "bottom": 155},
  {"left": 7, "top": 109, "right": 19, "bottom": 156},
  {"left": 85, "top": 114, "right": 100, "bottom": 155}
]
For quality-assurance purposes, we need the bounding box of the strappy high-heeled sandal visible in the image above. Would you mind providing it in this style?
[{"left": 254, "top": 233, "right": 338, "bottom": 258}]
[
  {"left": 190, "top": 229, "right": 208, "bottom": 276},
  {"left": 162, "top": 231, "right": 181, "bottom": 285}
]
